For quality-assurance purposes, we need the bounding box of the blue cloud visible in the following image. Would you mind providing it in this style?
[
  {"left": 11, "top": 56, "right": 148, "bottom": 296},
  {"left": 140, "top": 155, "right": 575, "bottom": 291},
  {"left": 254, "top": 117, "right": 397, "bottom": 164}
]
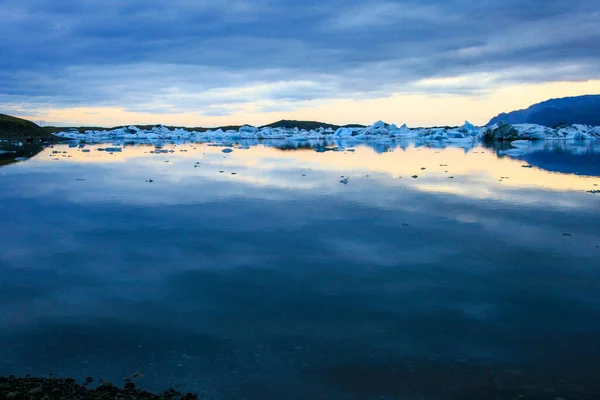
[{"left": 1, "top": 0, "right": 599, "bottom": 115}]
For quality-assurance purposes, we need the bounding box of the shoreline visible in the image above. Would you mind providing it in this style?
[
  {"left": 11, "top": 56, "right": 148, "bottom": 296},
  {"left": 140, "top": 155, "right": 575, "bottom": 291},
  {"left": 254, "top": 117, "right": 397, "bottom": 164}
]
[{"left": 0, "top": 375, "right": 198, "bottom": 400}]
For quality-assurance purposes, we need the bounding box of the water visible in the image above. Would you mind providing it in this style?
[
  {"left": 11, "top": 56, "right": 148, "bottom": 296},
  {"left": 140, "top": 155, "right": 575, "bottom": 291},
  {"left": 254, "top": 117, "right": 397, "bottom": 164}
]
[{"left": 1, "top": 141, "right": 600, "bottom": 399}]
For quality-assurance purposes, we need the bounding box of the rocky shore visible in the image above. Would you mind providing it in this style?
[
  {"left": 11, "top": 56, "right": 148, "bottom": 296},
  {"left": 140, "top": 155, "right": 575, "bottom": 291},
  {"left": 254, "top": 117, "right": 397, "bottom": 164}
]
[{"left": 0, "top": 376, "right": 198, "bottom": 400}]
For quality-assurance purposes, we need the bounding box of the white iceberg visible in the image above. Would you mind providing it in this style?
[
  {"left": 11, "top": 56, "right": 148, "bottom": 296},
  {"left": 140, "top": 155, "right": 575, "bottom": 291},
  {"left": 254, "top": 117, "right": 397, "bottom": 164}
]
[{"left": 50, "top": 121, "right": 600, "bottom": 148}]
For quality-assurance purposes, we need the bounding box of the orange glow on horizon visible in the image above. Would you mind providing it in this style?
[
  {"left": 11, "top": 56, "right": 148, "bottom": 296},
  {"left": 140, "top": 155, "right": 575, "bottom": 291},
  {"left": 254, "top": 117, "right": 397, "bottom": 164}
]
[{"left": 15, "top": 80, "right": 600, "bottom": 129}]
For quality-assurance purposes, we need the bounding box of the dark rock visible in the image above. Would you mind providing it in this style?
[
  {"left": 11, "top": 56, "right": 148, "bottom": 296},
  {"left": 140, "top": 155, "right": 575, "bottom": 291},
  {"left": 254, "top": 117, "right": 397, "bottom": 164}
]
[{"left": 483, "top": 122, "right": 520, "bottom": 142}]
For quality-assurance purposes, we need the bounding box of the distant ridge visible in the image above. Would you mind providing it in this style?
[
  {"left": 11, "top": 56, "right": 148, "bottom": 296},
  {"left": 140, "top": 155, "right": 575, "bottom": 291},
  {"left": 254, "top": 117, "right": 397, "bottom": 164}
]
[
  {"left": 260, "top": 119, "right": 366, "bottom": 130},
  {"left": 487, "top": 95, "right": 600, "bottom": 127}
]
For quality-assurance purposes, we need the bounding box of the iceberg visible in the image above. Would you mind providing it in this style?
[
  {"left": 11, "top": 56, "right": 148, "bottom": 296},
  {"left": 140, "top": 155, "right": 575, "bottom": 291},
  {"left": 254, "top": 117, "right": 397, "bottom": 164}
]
[{"left": 51, "top": 121, "right": 600, "bottom": 148}]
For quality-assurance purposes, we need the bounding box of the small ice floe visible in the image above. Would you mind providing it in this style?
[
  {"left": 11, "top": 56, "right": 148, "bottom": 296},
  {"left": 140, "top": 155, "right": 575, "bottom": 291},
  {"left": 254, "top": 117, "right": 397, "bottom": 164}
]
[
  {"left": 82, "top": 149, "right": 91, "bottom": 153},
  {"left": 511, "top": 140, "right": 532, "bottom": 148},
  {"left": 500, "top": 148, "right": 526, "bottom": 157},
  {"left": 14, "top": 157, "right": 28, "bottom": 161},
  {"left": 0, "top": 150, "right": 15, "bottom": 154},
  {"left": 97, "top": 147, "right": 122, "bottom": 152},
  {"left": 222, "top": 148, "right": 233, "bottom": 153},
  {"left": 340, "top": 178, "right": 349, "bottom": 184}
]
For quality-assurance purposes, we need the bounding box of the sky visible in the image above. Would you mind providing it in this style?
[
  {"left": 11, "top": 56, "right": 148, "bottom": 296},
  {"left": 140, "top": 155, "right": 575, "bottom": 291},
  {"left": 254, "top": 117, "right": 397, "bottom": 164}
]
[{"left": 1, "top": 0, "right": 600, "bottom": 127}]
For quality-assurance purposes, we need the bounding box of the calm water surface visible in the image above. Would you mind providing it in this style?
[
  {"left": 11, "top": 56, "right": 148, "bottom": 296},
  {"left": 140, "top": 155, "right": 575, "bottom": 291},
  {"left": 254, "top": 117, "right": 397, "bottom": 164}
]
[{"left": 1, "top": 142, "right": 600, "bottom": 399}]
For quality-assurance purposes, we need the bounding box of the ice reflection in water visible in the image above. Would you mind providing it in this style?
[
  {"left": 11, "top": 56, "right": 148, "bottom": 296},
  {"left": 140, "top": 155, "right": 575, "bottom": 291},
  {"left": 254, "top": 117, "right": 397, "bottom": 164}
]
[{"left": 1, "top": 141, "right": 600, "bottom": 399}]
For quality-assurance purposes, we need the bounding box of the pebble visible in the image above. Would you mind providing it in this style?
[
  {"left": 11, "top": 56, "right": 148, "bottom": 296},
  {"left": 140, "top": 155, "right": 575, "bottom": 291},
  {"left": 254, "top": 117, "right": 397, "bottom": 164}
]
[{"left": 28, "top": 387, "right": 42, "bottom": 395}]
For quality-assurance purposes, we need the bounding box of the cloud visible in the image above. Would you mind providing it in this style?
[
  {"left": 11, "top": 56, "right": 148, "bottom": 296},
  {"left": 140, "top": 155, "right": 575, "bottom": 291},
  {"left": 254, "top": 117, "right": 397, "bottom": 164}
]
[{"left": 1, "top": 0, "right": 599, "bottom": 118}]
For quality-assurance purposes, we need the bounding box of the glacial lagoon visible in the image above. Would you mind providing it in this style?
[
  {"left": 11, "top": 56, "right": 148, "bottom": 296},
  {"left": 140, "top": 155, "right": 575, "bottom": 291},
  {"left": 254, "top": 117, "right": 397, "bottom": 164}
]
[{"left": 1, "top": 140, "right": 600, "bottom": 399}]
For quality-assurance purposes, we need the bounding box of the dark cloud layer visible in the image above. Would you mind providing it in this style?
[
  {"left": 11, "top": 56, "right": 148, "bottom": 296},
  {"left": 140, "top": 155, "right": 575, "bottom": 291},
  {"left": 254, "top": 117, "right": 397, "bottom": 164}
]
[{"left": 1, "top": 0, "right": 599, "bottom": 115}]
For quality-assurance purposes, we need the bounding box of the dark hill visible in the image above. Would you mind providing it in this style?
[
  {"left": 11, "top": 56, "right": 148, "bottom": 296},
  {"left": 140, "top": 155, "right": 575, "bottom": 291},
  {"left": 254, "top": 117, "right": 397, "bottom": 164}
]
[
  {"left": 0, "top": 113, "right": 54, "bottom": 140},
  {"left": 486, "top": 95, "right": 600, "bottom": 127},
  {"left": 260, "top": 119, "right": 365, "bottom": 130}
]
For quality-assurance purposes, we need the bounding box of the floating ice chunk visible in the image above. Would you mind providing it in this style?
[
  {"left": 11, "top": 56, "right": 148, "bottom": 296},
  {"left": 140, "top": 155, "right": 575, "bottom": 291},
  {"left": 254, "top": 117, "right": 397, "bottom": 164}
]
[
  {"left": 222, "top": 148, "right": 233, "bottom": 153},
  {"left": 14, "top": 157, "right": 28, "bottom": 161},
  {"left": 510, "top": 140, "right": 532, "bottom": 148},
  {"left": 372, "top": 120, "right": 386, "bottom": 129},
  {"left": 460, "top": 121, "right": 480, "bottom": 136},
  {"left": 500, "top": 149, "right": 526, "bottom": 157},
  {"left": 334, "top": 127, "right": 355, "bottom": 137},
  {"left": 239, "top": 125, "right": 258, "bottom": 134}
]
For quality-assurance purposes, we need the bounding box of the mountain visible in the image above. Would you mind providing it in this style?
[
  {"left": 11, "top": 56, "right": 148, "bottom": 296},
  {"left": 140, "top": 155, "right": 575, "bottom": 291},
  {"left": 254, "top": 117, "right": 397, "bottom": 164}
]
[{"left": 486, "top": 95, "right": 600, "bottom": 127}]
